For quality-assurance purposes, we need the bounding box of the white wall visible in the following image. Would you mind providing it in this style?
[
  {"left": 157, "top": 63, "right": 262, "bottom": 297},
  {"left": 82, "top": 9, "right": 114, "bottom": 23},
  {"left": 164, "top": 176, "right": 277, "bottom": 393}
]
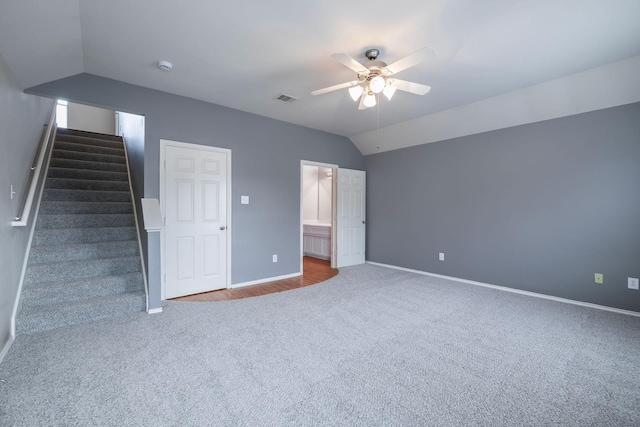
[
  {"left": 351, "top": 55, "right": 640, "bottom": 155},
  {"left": 0, "top": 54, "right": 54, "bottom": 359},
  {"left": 303, "top": 165, "right": 332, "bottom": 223},
  {"left": 318, "top": 167, "right": 332, "bottom": 222},
  {"left": 303, "top": 165, "right": 318, "bottom": 221},
  {"left": 115, "top": 111, "right": 146, "bottom": 261},
  {"left": 67, "top": 102, "right": 115, "bottom": 134}
]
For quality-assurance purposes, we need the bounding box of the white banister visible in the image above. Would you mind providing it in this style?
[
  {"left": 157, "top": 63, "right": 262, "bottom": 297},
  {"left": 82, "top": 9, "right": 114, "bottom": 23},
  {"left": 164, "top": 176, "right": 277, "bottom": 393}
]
[
  {"left": 141, "top": 198, "right": 163, "bottom": 231},
  {"left": 12, "top": 105, "right": 57, "bottom": 227},
  {"left": 141, "top": 198, "right": 163, "bottom": 313}
]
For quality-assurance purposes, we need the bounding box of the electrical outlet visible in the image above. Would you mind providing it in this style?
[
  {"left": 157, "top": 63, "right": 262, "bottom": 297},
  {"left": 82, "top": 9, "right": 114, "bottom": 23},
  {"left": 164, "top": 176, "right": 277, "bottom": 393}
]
[
  {"left": 272, "top": 254, "right": 277, "bottom": 263},
  {"left": 628, "top": 277, "right": 639, "bottom": 290},
  {"left": 439, "top": 252, "right": 444, "bottom": 261},
  {"left": 595, "top": 273, "right": 604, "bottom": 284}
]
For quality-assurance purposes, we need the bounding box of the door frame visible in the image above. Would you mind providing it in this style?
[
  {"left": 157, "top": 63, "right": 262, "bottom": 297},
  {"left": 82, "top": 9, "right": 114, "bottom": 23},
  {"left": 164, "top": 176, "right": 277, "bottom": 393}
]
[
  {"left": 160, "top": 139, "right": 232, "bottom": 300},
  {"left": 300, "top": 160, "right": 339, "bottom": 270}
]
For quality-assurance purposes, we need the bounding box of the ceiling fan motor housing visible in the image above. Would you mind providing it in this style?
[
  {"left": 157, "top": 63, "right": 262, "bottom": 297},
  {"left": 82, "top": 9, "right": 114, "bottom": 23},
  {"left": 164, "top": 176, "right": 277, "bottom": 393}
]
[
  {"left": 358, "top": 60, "right": 388, "bottom": 81},
  {"left": 365, "top": 48, "right": 380, "bottom": 60}
]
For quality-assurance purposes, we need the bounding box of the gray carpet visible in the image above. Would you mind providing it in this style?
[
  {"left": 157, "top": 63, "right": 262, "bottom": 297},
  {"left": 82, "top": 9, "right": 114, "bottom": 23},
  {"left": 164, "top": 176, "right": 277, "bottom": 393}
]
[
  {"left": 2, "top": 264, "right": 640, "bottom": 426},
  {"left": 17, "top": 128, "right": 145, "bottom": 335}
]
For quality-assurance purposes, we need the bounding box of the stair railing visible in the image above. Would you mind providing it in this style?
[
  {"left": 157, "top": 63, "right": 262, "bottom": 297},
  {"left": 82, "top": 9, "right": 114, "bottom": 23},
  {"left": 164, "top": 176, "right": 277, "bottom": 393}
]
[{"left": 12, "top": 104, "right": 57, "bottom": 227}]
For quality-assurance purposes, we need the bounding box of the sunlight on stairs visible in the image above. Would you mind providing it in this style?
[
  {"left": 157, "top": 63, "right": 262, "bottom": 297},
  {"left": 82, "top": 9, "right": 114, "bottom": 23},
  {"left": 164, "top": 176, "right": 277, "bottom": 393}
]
[{"left": 17, "top": 128, "right": 146, "bottom": 335}]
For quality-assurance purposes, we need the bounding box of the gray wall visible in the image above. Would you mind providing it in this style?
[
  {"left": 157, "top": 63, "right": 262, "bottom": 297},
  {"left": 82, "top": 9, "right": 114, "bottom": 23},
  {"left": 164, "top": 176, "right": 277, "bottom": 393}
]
[
  {"left": 28, "top": 74, "right": 364, "bottom": 284},
  {"left": 365, "top": 102, "right": 640, "bottom": 312},
  {"left": 116, "top": 111, "right": 146, "bottom": 263},
  {"left": 0, "top": 54, "right": 55, "bottom": 351}
]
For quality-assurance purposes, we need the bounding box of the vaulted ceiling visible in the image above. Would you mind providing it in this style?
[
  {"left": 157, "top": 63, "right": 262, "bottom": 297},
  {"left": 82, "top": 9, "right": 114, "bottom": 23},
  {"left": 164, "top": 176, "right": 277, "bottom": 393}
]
[{"left": 1, "top": 0, "right": 639, "bottom": 154}]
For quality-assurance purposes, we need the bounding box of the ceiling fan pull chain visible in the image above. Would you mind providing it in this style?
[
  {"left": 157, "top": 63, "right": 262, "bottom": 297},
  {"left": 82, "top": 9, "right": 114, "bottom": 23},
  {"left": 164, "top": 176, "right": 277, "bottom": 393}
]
[{"left": 377, "top": 94, "right": 380, "bottom": 130}]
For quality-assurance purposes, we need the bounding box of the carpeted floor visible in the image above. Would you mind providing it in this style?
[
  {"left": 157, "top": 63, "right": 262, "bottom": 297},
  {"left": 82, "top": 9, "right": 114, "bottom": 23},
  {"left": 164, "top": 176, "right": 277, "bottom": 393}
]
[{"left": 2, "top": 264, "right": 640, "bottom": 426}]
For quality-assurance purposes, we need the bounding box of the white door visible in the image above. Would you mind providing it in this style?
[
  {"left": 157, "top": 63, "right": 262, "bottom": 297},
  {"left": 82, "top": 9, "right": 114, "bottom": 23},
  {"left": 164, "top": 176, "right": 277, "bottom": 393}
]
[
  {"left": 335, "top": 168, "right": 366, "bottom": 267},
  {"left": 164, "top": 144, "right": 229, "bottom": 298}
]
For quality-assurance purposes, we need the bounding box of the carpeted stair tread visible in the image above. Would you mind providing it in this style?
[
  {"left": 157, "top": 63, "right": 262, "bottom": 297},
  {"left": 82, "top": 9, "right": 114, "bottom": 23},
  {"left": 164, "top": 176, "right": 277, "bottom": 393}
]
[
  {"left": 42, "top": 188, "right": 131, "bottom": 202},
  {"left": 39, "top": 200, "right": 133, "bottom": 215},
  {"left": 29, "top": 240, "right": 140, "bottom": 264},
  {"left": 25, "top": 256, "right": 142, "bottom": 284},
  {"left": 52, "top": 149, "right": 126, "bottom": 165},
  {"left": 45, "top": 177, "right": 130, "bottom": 192},
  {"left": 48, "top": 167, "right": 129, "bottom": 182},
  {"left": 36, "top": 213, "right": 135, "bottom": 229},
  {"left": 21, "top": 273, "right": 144, "bottom": 308},
  {"left": 16, "top": 291, "right": 146, "bottom": 335},
  {"left": 50, "top": 157, "right": 128, "bottom": 173},
  {"left": 55, "top": 134, "right": 125, "bottom": 150},
  {"left": 57, "top": 128, "right": 123, "bottom": 142},
  {"left": 18, "top": 128, "right": 146, "bottom": 336},
  {"left": 54, "top": 141, "right": 125, "bottom": 157},
  {"left": 33, "top": 226, "right": 138, "bottom": 246}
]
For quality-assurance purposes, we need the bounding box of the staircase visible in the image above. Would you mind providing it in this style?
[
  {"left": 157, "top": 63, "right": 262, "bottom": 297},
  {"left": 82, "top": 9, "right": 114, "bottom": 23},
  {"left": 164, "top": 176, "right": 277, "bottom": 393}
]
[{"left": 17, "top": 128, "right": 146, "bottom": 335}]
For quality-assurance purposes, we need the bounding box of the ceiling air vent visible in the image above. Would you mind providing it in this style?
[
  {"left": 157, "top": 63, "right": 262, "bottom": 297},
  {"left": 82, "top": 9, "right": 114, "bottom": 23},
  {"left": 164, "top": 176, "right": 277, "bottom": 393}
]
[{"left": 273, "top": 93, "right": 299, "bottom": 104}]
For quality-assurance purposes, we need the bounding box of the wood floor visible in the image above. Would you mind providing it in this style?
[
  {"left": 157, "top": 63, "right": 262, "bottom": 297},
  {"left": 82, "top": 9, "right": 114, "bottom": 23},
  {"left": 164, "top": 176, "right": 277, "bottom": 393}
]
[{"left": 172, "top": 256, "right": 338, "bottom": 302}]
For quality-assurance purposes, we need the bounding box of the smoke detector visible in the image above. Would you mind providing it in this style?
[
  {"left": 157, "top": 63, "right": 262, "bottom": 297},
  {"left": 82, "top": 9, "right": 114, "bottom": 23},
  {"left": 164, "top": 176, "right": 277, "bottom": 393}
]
[{"left": 157, "top": 61, "right": 173, "bottom": 71}]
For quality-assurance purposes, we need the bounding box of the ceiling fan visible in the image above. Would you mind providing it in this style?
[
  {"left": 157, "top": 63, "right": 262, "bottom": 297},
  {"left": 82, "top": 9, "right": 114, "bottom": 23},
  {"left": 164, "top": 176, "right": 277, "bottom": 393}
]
[{"left": 311, "top": 47, "right": 434, "bottom": 110}]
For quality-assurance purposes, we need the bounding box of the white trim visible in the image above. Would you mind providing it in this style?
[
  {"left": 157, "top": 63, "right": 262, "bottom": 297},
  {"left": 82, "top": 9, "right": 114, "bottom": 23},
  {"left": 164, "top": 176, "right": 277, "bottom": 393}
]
[
  {"left": 147, "top": 307, "right": 163, "bottom": 314},
  {"left": 0, "top": 335, "right": 14, "bottom": 364},
  {"left": 301, "top": 160, "right": 339, "bottom": 169},
  {"left": 231, "top": 272, "right": 301, "bottom": 289},
  {"left": 159, "top": 139, "right": 232, "bottom": 300},
  {"left": 300, "top": 160, "right": 338, "bottom": 272},
  {"left": 367, "top": 261, "right": 640, "bottom": 318}
]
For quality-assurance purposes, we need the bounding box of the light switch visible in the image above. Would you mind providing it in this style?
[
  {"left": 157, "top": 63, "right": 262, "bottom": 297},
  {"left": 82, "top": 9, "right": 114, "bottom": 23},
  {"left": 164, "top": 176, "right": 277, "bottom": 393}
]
[{"left": 241, "top": 195, "right": 249, "bottom": 205}]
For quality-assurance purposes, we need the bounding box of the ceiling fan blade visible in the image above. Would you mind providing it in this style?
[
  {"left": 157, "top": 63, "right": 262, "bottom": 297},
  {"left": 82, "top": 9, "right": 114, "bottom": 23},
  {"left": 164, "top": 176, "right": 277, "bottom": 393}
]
[
  {"left": 389, "top": 79, "right": 431, "bottom": 95},
  {"left": 385, "top": 47, "right": 435, "bottom": 75},
  {"left": 331, "top": 53, "right": 369, "bottom": 74},
  {"left": 311, "top": 80, "right": 360, "bottom": 96}
]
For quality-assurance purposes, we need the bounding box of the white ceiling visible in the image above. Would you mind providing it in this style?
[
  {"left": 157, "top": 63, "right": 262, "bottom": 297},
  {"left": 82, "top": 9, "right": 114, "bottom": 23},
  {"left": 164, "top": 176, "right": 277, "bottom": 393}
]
[{"left": 1, "top": 0, "right": 640, "bottom": 153}]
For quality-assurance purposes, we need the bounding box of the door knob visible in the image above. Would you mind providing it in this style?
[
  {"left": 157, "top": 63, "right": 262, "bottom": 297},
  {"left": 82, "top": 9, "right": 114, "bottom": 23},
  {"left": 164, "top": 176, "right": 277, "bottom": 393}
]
[{"left": 220, "top": 226, "right": 226, "bottom": 230}]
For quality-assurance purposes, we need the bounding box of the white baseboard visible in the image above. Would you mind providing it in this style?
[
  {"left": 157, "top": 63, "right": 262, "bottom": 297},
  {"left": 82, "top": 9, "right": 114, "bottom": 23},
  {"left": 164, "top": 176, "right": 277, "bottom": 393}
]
[
  {"left": 0, "top": 335, "right": 15, "bottom": 365},
  {"left": 147, "top": 308, "right": 163, "bottom": 314},
  {"left": 367, "top": 261, "right": 640, "bottom": 318},
  {"left": 231, "top": 272, "right": 301, "bottom": 289}
]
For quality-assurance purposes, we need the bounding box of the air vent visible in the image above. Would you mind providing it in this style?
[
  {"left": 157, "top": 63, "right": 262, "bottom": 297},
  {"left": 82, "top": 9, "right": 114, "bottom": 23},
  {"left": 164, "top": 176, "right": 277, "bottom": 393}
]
[{"left": 273, "top": 93, "right": 299, "bottom": 104}]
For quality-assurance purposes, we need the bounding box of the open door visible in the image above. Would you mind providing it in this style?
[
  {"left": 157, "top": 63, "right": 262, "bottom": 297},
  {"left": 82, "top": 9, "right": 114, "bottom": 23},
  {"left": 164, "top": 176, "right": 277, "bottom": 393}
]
[{"left": 335, "top": 168, "right": 366, "bottom": 267}]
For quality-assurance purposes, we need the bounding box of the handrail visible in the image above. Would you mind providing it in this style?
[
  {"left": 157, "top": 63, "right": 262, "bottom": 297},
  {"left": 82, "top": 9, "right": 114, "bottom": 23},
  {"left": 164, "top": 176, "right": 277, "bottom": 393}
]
[{"left": 12, "top": 104, "right": 57, "bottom": 227}]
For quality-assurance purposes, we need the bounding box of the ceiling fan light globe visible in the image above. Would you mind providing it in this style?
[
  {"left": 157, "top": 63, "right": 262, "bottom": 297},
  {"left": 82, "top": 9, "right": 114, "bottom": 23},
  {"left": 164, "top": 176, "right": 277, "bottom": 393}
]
[
  {"left": 348, "top": 85, "right": 364, "bottom": 102},
  {"left": 363, "top": 93, "right": 377, "bottom": 108},
  {"left": 369, "top": 76, "right": 385, "bottom": 94},
  {"left": 382, "top": 84, "right": 397, "bottom": 100}
]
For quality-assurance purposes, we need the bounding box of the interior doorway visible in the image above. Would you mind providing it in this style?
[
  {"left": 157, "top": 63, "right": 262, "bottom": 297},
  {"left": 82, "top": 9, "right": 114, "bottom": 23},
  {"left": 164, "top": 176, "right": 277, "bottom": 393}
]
[
  {"left": 300, "top": 161, "right": 367, "bottom": 271},
  {"left": 301, "top": 160, "right": 337, "bottom": 271}
]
